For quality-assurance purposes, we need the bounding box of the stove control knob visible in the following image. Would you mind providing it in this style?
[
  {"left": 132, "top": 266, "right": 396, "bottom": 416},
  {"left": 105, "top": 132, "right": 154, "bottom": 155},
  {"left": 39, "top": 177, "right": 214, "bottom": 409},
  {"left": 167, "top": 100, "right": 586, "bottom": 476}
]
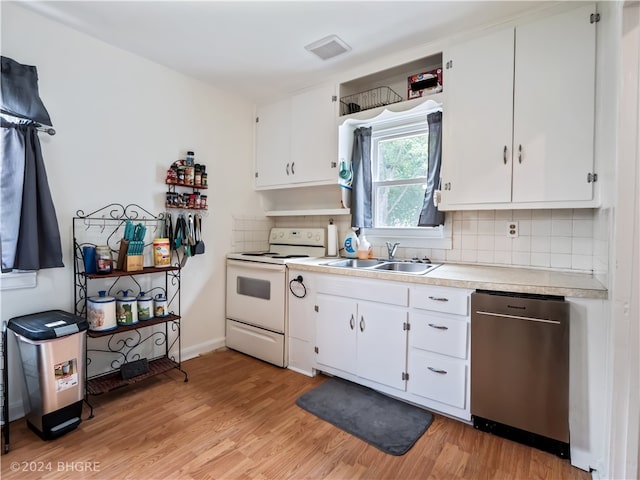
[
  {"left": 307, "top": 232, "right": 312, "bottom": 239},
  {"left": 271, "top": 232, "right": 277, "bottom": 241},
  {"left": 279, "top": 232, "right": 285, "bottom": 238},
  {"left": 315, "top": 233, "right": 321, "bottom": 242}
]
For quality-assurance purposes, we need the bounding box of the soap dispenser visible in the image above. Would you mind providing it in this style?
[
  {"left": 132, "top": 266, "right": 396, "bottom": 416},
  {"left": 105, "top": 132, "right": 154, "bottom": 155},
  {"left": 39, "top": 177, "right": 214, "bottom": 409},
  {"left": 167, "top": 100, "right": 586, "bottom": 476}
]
[{"left": 357, "top": 233, "right": 372, "bottom": 260}]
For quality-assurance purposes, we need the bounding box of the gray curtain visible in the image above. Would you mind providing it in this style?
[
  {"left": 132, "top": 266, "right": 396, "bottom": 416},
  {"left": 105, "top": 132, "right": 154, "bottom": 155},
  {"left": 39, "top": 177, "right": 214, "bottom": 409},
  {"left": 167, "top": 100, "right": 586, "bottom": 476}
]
[
  {"left": 418, "top": 111, "right": 444, "bottom": 227},
  {"left": 350, "top": 126, "right": 373, "bottom": 228},
  {"left": 1, "top": 56, "right": 63, "bottom": 272}
]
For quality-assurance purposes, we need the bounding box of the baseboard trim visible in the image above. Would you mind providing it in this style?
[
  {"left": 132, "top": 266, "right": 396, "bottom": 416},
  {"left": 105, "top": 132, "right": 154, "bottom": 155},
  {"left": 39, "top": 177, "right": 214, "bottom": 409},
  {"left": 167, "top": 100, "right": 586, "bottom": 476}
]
[{"left": 181, "top": 337, "right": 226, "bottom": 361}]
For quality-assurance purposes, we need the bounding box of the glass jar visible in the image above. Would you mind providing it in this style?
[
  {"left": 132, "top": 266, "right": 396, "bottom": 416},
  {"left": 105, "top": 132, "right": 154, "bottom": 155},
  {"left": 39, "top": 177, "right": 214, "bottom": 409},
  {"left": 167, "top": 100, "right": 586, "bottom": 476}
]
[{"left": 95, "top": 246, "right": 112, "bottom": 274}]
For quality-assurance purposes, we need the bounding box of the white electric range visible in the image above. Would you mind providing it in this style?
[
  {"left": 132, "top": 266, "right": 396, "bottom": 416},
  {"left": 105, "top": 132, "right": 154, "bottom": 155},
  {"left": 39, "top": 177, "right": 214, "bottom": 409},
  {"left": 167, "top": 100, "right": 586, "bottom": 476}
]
[{"left": 225, "top": 228, "right": 326, "bottom": 367}]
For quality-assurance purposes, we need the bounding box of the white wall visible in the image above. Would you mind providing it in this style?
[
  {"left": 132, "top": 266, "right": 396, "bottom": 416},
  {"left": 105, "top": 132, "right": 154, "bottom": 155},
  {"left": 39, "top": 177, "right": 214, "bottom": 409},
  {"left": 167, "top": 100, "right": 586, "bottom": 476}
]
[{"left": 1, "top": 2, "right": 264, "bottom": 419}]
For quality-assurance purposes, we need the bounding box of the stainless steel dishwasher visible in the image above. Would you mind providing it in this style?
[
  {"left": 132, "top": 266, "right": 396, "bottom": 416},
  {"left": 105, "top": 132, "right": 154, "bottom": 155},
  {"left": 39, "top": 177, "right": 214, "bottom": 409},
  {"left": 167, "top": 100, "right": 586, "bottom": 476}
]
[{"left": 471, "top": 290, "right": 570, "bottom": 458}]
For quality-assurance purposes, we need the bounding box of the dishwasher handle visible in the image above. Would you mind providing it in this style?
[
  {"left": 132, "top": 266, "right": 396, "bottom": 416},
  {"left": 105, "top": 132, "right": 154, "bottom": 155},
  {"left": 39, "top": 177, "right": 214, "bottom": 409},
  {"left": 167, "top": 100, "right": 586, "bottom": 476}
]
[{"left": 475, "top": 310, "right": 561, "bottom": 325}]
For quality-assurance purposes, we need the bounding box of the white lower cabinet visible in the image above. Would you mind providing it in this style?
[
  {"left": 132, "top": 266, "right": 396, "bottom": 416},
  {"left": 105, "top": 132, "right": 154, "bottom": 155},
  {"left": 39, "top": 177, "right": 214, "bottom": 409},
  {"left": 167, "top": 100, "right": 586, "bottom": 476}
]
[
  {"left": 316, "top": 294, "right": 408, "bottom": 391},
  {"left": 407, "top": 349, "right": 467, "bottom": 409},
  {"left": 407, "top": 285, "right": 472, "bottom": 420},
  {"left": 307, "top": 273, "right": 473, "bottom": 421}
]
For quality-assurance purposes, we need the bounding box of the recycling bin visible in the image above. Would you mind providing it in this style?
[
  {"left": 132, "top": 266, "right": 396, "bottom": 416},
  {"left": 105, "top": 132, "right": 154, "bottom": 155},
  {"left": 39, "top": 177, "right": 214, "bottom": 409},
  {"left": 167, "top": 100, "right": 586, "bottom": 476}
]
[{"left": 8, "top": 310, "right": 88, "bottom": 440}]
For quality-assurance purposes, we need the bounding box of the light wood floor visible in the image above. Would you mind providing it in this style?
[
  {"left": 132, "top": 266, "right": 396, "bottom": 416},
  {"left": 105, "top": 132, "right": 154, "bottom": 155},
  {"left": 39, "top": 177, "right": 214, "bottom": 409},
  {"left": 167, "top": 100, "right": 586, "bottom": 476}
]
[{"left": 2, "top": 349, "right": 590, "bottom": 480}]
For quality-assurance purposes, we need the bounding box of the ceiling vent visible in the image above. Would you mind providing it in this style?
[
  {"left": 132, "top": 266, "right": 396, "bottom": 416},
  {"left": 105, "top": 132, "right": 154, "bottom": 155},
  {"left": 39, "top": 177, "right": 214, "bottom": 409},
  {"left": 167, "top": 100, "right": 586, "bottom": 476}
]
[{"left": 305, "top": 34, "right": 351, "bottom": 60}]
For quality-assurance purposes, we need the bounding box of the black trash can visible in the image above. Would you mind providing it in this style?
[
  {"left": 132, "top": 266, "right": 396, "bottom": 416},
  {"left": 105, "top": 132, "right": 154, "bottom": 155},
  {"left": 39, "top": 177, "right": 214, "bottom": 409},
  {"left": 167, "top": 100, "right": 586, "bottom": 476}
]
[{"left": 8, "top": 310, "right": 88, "bottom": 440}]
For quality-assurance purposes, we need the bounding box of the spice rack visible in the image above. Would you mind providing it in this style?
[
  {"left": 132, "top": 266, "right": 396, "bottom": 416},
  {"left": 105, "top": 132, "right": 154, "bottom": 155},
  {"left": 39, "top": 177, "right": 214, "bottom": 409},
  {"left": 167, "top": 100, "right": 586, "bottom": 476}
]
[
  {"left": 165, "top": 156, "right": 208, "bottom": 210},
  {"left": 72, "top": 203, "right": 187, "bottom": 418}
]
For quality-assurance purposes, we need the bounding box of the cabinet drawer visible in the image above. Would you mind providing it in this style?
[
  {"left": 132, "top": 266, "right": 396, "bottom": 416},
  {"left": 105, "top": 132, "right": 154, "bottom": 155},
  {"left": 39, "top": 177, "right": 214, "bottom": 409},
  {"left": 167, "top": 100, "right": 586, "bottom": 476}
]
[
  {"left": 317, "top": 275, "right": 408, "bottom": 306},
  {"left": 408, "top": 349, "right": 467, "bottom": 409},
  {"left": 410, "top": 312, "right": 468, "bottom": 359},
  {"left": 411, "top": 286, "right": 469, "bottom": 315}
]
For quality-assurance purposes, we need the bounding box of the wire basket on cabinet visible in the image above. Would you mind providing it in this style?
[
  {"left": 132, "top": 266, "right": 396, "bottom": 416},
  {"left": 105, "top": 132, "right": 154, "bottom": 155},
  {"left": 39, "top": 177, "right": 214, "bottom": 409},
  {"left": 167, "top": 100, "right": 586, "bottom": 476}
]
[{"left": 340, "top": 86, "right": 403, "bottom": 115}]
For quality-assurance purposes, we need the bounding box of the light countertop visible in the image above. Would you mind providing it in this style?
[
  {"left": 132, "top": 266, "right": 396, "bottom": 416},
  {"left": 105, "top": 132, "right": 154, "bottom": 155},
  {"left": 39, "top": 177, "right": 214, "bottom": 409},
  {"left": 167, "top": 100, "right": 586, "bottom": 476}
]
[{"left": 286, "top": 258, "right": 608, "bottom": 299}]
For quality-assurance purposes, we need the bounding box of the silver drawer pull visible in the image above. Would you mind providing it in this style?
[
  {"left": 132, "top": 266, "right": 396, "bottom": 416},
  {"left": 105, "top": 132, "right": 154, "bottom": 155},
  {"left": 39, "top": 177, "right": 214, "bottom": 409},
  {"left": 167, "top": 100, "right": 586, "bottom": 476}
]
[
  {"left": 428, "top": 296, "right": 449, "bottom": 302},
  {"left": 428, "top": 323, "right": 448, "bottom": 330},
  {"left": 428, "top": 367, "right": 447, "bottom": 375}
]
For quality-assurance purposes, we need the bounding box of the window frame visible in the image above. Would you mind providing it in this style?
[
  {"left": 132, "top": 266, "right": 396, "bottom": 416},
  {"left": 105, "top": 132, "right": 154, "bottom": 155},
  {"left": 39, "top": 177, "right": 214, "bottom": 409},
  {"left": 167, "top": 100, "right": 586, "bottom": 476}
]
[{"left": 361, "top": 103, "right": 450, "bottom": 249}]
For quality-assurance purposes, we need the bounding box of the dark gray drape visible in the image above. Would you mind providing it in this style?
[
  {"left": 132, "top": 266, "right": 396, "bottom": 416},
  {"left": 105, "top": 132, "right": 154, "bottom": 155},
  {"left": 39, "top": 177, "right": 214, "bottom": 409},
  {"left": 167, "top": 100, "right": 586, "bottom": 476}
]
[
  {"left": 1, "top": 120, "right": 63, "bottom": 272},
  {"left": 1, "top": 56, "right": 63, "bottom": 272},
  {"left": 350, "top": 126, "right": 373, "bottom": 228},
  {"left": 418, "top": 111, "right": 444, "bottom": 227}
]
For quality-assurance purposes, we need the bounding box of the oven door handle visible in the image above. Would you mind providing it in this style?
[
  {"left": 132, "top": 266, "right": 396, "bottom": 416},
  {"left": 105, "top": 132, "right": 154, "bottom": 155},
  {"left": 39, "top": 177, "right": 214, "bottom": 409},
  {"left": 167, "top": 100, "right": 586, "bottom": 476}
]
[{"left": 226, "top": 259, "right": 287, "bottom": 272}]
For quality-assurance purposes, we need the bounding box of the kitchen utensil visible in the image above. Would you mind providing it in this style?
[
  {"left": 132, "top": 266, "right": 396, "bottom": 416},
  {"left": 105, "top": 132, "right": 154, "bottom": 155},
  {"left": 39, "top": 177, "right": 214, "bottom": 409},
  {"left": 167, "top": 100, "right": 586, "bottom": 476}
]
[
  {"left": 194, "top": 214, "right": 205, "bottom": 255},
  {"left": 185, "top": 215, "right": 194, "bottom": 258}
]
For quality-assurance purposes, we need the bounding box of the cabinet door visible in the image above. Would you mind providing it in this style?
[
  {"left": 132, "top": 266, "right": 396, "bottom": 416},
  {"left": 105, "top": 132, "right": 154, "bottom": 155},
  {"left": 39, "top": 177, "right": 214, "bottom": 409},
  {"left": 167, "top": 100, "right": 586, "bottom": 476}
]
[
  {"left": 356, "top": 302, "right": 408, "bottom": 391},
  {"left": 290, "top": 84, "right": 338, "bottom": 184},
  {"left": 315, "top": 294, "right": 357, "bottom": 373},
  {"left": 441, "top": 27, "right": 515, "bottom": 206},
  {"left": 255, "top": 98, "right": 291, "bottom": 188},
  {"left": 512, "top": 4, "right": 596, "bottom": 203}
]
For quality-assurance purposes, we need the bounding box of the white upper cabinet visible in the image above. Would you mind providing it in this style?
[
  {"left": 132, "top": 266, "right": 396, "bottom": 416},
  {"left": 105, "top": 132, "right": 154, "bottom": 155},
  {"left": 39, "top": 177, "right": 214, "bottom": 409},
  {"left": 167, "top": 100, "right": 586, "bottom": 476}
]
[
  {"left": 441, "top": 4, "right": 597, "bottom": 210},
  {"left": 512, "top": 5, "right": 596, "bottom": 203},
  {"left": 255, "top": 98, "right": 291, "bottom": 188},
  {"left": 255, "top": 84, "right": 338, "bottom": 189},
  {"left": 441, "top": 27, "right": 515, "bottom": 205}
]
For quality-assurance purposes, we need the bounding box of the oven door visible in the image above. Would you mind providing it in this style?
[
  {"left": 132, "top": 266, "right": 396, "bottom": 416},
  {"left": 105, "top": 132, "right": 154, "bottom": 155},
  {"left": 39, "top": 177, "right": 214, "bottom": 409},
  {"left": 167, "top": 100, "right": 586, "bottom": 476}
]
[{"left": 226, "top": 259, "right": 286, "bottom": 333}]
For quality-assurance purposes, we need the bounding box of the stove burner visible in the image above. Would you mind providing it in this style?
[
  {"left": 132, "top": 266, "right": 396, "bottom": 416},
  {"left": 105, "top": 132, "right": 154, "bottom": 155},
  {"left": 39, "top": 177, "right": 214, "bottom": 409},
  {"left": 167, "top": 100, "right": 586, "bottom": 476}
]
[{"left": 270, "top": 254, "right": 310, "bottom": 259}]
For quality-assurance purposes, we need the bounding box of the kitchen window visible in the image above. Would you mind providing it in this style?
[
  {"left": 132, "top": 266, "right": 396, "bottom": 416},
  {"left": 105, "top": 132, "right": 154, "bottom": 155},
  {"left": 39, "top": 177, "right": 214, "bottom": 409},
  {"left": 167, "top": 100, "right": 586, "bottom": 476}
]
[
  {"left": 343, "top": 99, "right": 450, "bottom": 248},
  {"left": 372, "top": 121, "right": 429, "bottom": 229}
]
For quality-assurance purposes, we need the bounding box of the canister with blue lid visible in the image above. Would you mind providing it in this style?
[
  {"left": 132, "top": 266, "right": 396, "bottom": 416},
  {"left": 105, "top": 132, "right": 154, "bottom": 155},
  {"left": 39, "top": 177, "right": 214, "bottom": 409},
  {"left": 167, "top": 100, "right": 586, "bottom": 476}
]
[
  {"left": 86, "top": 291, "right": 117, "bottom": 331},
  {"left": 116, "top": 290, "right": 138, "bottom": 325},
  {"left": 154, "top": 293, "right": 168, "bottom": 317},
  {"left": 137, "top": 291, "right": 153, "bottom": 321}
]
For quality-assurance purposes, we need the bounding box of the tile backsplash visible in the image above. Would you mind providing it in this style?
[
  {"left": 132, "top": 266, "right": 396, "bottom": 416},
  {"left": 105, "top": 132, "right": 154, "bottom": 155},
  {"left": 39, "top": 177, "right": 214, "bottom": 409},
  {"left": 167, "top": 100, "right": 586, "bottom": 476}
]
[{"left": 233, "top": 209, "right": 604, "bottom": 275}]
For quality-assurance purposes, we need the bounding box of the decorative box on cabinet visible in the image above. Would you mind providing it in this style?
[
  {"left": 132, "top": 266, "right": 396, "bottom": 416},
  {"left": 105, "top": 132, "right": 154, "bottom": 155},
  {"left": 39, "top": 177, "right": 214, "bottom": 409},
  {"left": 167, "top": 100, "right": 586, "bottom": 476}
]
[
  {"left": 440, "top": 4, "right": 598, "bottom": 210},
  {"left": 72, "top": 204, "right": 188, "bottom": 417}
]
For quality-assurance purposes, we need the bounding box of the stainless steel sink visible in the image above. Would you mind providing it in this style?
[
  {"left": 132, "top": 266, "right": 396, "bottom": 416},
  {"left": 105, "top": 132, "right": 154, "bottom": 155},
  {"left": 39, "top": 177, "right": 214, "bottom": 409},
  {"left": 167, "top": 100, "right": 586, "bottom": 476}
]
[
  {"left": 372, "top": 262, "right": 441, "bottom": 274},
  {"left": 323, "top": 258, "right": 441, "bottom": 275},
  {"left": 323, "top": 259, "right": 385, "bottom": 268}
]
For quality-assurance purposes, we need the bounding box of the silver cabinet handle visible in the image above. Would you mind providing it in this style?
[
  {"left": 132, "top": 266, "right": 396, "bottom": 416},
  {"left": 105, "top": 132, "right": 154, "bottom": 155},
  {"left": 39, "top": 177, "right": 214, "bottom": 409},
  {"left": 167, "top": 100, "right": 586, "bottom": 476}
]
[
  {"left": 518, "top": 144, "right": 522, "bottom": 164},
  {"left": 503, "top": 145, "right": 507, "bottom": 164},
  {"left": 428, "top": 367, "right": 447, "bottom": 375},
  {"left": 291, "top": 161, "right": 295, "bottom": 175},
  {"left": 428, "top": 296, "right": 449, "bottom": 302},
  {"left": 349, "top": 314, "right": 355, "bottom": 330},
  {"left": 428, "top": 323, "right": 449, "bottom": 330},
  {"left": 359, "top": 316, "right": 365, "bottom": 332},
  {"left": 286, "top": 163, "right": 290, "bottom": 175}
]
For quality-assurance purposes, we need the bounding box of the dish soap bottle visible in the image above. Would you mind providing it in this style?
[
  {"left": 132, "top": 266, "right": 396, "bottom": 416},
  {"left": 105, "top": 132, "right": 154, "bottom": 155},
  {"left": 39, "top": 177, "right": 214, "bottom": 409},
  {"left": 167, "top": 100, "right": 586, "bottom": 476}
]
[
  {"left": 357, "top": 233, "right": 372, "bottom": 260},
  {"left": 342, "top": 228, "right": 359, "bottom": 258}
]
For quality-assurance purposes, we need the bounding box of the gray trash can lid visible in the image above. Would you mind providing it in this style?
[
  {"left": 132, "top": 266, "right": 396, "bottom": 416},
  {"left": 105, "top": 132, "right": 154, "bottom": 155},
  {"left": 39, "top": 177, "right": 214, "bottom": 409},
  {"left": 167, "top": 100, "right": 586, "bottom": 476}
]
[{"left": 8, "top": 310, "right": 88, "bottom": 340}]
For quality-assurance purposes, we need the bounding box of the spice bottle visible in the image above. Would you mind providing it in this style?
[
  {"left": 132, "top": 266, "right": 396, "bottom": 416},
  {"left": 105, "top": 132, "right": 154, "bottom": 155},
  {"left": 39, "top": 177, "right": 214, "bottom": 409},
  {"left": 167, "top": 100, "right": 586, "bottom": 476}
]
[
  {"left": 201, "top": 165, "right": 207, "bottom": 187},
  {"left": 186, "top": 151, "right": 195, "bottom": 166},
  {"left": 194, "top": 164, "right": 202, "bottom": 186}
]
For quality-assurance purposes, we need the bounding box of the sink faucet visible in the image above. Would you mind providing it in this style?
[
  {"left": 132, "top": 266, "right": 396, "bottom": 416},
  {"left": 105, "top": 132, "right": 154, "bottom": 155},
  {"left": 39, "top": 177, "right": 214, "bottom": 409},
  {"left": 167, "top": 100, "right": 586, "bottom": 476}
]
[{"left": 385, "top": 241, "right": 400, "bottom": 260}]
